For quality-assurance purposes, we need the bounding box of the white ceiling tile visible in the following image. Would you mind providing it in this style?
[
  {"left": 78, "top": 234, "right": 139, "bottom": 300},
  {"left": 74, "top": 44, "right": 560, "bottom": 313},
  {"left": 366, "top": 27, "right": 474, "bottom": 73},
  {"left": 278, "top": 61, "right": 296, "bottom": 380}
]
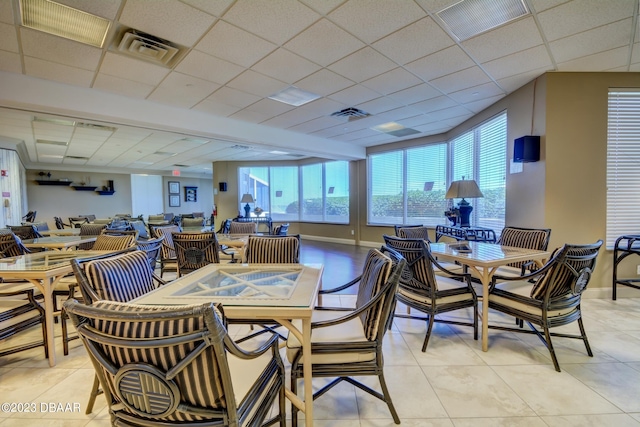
[
  {"left": 397, "top": 114, "right": 433, "bottom": 128},
  {"left": 335, "top": 128, "right": 379, "bottom": 141},
  {"left": 462, "top": 17, "right": 543, "bottom": 63},
  {"left": 361, "top": 68, "right": 422, "bottom": 95},
  {"left": 0, "top": 0, "right": 15, "bottom": 24},
  {"left": 529, "top": 0, "right": 571, "bottom": 13},
  {"left": 357, "top": 96, "right": 402, "bottom": 115},
  {"left": 448, "top": 82, "right": 505, "bottom": 104},
  {"left": 549, "top": 19, "right": 633, "bottom": 63},
  {"left": 299, "top": 0, "right": 345, "bottom": 15},
  {"left": 329, "top": 47, "right": 397, "bottom": 82},
  {"left": 205, "top": 86, "right": 261, "bottom": 108},
  {"left": 192, "top": 99, "right": 242, "bottom": 117},
  {"left": 463, "top": 94, "right": 504, "bottom": 114},
  {"left": 56, "top": 0, "right": 121, "bottom": 19},
  {"left": 388, "top": 83, "right": 442, "bottom": 105},
  {"left": 0, "top": 50, "right": 21, "bottom": 74},
  {"left": 24, "top": 56, "right": 94, "bottom": 87},
  {"left": 0, "top": 22, "right": 18, "bottom": 52},
  {"left": 410, "top": 95, "right": 457, "bottom": 114},
  {"left": 329, "top": 0, "right": 425, "bottom": 44},
  {"left": 20, "top": 28, "right": 102, "bottom": 70},
  {"left": 229, "top": 109, "right": 272, "bottom": 124},
  {"left": 252, "top": 48, "right": 321, "bottom": 84},
  {"left": 260, "top": 108, "right": 318, "bottom": 128},
  {"left": 496, "top": 67, "right": 549, "bottom": 92},
  {"left": 288, "top": 116, "right": 343, "bottom": 133},
  {"left": 148, "top": 72, "right": 220, "bottom": 108},
  {"left": 180, "top": 0, "right": 234, "bottom": 17},
  {"left": 406, "top": 45, "right": 475, "bottom": 81},
  {"left": 93, "top": 73, "right": 155, "bottom": 99},
  {"left": 372, "top": 17, "right": 454, "bottom": 65},
  {"left": 226, "top": 70, "right": 287, "bottom": 97},
  {"left": 196, "top": 20, "right": 277, "bottom": 67},
  {"left": 223, "top": 0, "right": 320, "bottom": 45},
  {"left": 381, "top": 105, "right": 423, "bottom": 122},
  {"left": 311, "top": 124, "right": 348, "bottom": 139},
  {"left": 294, "top": 69, "right": 354, "bottom": 96},
  {"left": 429, "top": 66, "right": 491, "bottom": 94},
  {"left": 414, "top": 0, "right": 459, "bottom": 14},
  {"left": 557, "top": 46, "right": 631, "bottom": 72},
  {"left": 482, "top": 45, "right": 553, "bottom": 81},
  {"left": 328, "top": 84, "right": 381, "bottom": 105},
  {"left": 537, "top": 0, "right": 635, "bottom": 41},
  {"left": 299, "top": 97, "right": 347, "bottom": 116},
  {"left": 100, "top": 52, "right": 171, "bottom": 85},
  {"left": 119, "top": 0, "right": 216, "bottom": 47},
  {"left": 176, "top": 50, "right": 244, "bottom": 85},
  {"left": 284, "top": 19, "right": 365, "bottom": 67},
  {"left": 243, "top": 98, "right": 295, "bottom": 116}
]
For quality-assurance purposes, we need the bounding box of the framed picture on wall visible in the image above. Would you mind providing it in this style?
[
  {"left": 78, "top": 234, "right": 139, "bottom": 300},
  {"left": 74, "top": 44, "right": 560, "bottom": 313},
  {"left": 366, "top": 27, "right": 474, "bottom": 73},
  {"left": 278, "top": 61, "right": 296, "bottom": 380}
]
[
  {"left": 169, "top": 194, "right": 180, "bottom": 207},
  {"left": 168, "top": 181, "right": 180, "bottom": 194}
]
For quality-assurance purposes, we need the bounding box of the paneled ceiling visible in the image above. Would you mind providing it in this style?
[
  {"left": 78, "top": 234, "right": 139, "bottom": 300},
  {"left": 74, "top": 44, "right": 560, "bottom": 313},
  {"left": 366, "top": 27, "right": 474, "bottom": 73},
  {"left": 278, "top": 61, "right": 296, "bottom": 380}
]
[{"left": 0, "top": 0, "right": 638, "bottom": 177}]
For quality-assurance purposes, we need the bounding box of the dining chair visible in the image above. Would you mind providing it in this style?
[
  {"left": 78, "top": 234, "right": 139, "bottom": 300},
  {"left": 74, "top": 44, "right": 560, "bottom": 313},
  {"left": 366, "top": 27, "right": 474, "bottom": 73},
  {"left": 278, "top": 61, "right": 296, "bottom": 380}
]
[
  {"left": 244, "top": 234, "right": 301, "bottom": 264},
  {"left": 0, "top": 287, "right": 47, "bottom": 359},
  {"left": 8, "top": 224, "right": 43, "bottom": 240},
  {"left": 77, "top": 223, "right": 107, "bottom": 249},
  {"left": 383, "top": 234, "right": 478, "bottom": 351},
  {"left": 69, "top": 217, "right": 90, "bottom": 228},
  {"left": 217, "top": 218, "right": 232, "bottom": 234},
  {"left": 63, "top": 299, "right": 285, "bottom": 427},
  {"left": 229, "top": 221, "right": 257, "bottom": 234},
  {"left": 0, "top": 232, "right": 30, "bottom": 257},
  {"left": 182, "top": 217, "right": 205, "bottom": 228},
  {"left": 488, "top": 240, "right": 603, "bottom": 372},
  {"left": 287, "top": 246, "right": 406, "bottom": 426},
  {"left": 149, "top": 224, "right": 180, "bottom": 277},
  {"left": 92, "top": 233, "right": 137, "bottom": 251},
  {"left": 128, "top": 219, "right": 149, "bottom": 239},
  {"left": 68, "top": 249, "right": 165, "bottom": 413},
  {"left": 494, "top": 226, "right": 552, "bottom": 276},
  {"left": 135, "top": 235, "right": 164, "bottom": 271},
  {"left": 54, "top": 216, "right": 71, "bottom": 229},
  {"left": 272, "top": 223, "right": 289, "bottom": 235},
  {"left": 172, "top": 231, "right": 220, "bottom": 277},
  {"left": 394, "top": 224, "right": 431, "bottom": 241},
  {"left": 22, "top": 210, "right": 37, "bottom": 223}
]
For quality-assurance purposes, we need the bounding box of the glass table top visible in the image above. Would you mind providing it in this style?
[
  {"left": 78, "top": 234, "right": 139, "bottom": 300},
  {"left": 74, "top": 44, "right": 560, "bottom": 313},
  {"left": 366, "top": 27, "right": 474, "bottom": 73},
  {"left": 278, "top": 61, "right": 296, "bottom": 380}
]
[
  {"left": 0, "top": 250, "right": 112, "bottom": 271},
  {"left": 172, "top": 268, "right": 301, "bottom": 299}
]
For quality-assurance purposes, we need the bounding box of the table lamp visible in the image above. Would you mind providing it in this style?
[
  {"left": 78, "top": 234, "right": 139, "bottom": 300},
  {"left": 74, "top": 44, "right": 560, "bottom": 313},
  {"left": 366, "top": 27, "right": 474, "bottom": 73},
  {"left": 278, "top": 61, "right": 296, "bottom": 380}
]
[
  {"left": 445, "top": 179, "right": 483, "bottom": 227},
  {"left": 240, "top": 193, "right": 255, "bottom": 218}
]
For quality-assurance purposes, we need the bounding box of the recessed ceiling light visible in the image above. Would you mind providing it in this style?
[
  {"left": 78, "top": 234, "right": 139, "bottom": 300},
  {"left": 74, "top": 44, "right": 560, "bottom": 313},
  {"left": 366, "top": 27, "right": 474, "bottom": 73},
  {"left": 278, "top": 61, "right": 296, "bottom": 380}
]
[
  {"left": 270, "top": 150, "right": 289, "bottom": 155},
  {"left": 33, "top": 117, "right": 75, "bottom": 126},
  {"left": 268, "top": 86, "right": 320, "bottom": 106},
  {"left": 36, "top": 139, "right": 68, "bottom": 146},
  {"left": 39, "top": 154, "right": 64, "bottom": 158},
  {"left": 179, "top": 137, "right": 209, "bottom": 144},
  {"left": 437, "top": 0, "right": 529, "bottom": 41},
  {"left": 372, "top": 122, "right": 405, "bottom": 133},
  {"left": 20, "top": 0, "right": 111, "bottom": 47}
]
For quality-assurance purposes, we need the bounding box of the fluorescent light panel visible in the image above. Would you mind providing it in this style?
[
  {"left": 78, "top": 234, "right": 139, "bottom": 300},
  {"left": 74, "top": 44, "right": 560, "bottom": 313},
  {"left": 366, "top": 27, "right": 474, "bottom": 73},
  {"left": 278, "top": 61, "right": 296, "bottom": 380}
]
[
  {"left": 20, "top": 0, "right": 111, "bottom": 48},
  {"left": 33, "top": 117, "right": 75, "bottom": 126},
  {"left": 268, "top": 86, "right": 320, "bottom": 106},
  {"left": 437, "top": 0, "right": 529, "bottom": 41}
]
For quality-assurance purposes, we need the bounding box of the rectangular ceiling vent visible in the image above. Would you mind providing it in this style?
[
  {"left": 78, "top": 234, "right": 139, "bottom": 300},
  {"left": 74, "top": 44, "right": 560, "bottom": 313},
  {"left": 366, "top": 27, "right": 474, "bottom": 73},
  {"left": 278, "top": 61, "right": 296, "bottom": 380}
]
[
  {"left": 330, "top": 107, "right": 371, "bottom": 122},
  {"left": 76, "top": 122, "right": 117, "bottom": 132},
  {"left": 65, "top": 155, "right": 89, "bottom": 160},
  {"left": 37, "top": 139, "right": 68, "bottom": 146},
  {"left": 286, "top": 153, "right": 305, "bottom": 158},
  {"left": 230, "top": 144, "right": 251, "bottom": 150},
  {"left": 173, "top": 164, "right": 191, "bottom": 168},
  {"left": 117, "top": 29, "right": 182, "bottom": 67},
  {"left": 437, "top": 0, "right": 529, "bottom": 41}
]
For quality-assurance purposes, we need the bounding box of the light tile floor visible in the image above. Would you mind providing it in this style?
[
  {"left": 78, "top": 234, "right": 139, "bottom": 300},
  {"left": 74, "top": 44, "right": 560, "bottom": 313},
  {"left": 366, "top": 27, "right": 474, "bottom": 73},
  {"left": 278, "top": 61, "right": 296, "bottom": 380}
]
[{"left": 2, "top": 243, "right": 640, "bottom": 426}]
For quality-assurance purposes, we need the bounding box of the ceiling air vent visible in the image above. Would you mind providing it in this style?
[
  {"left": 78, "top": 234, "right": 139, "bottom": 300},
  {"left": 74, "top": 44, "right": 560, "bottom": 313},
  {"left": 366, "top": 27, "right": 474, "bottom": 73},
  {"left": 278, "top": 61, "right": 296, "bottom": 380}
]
[
  {"left": 330, "top": 107, "right": 370, "bottom": 122},
  {"left": 37, "top": 139, "right": 68, "bottom": 146},
  {"left": 173, "top": 164, "right": 190, "bottom": 168},
  {"left": 117, "top": 29, "right": 181, "bottom": 66},
  {"left": 230, "top": 144, "right": 251, "bottom": 150},
  {"left": 75, "top": 122, "right": 117, "bottom": 132},
  {"left": 65, "top": 156, "right": 89, "bottom": 161}
]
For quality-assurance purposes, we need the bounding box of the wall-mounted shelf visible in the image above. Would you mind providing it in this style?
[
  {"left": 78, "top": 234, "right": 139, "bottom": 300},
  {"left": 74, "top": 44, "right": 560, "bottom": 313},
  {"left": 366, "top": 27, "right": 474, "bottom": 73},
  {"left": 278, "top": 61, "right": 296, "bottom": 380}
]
[
  {"left": 72, "top": 186, "right": 98, "bottom": 191},
  {"left": 96, "top": 190, "right": 115, "bottom": 195},
  {"left": 36, "top": 180, "right": 72, "bottom": 186}
]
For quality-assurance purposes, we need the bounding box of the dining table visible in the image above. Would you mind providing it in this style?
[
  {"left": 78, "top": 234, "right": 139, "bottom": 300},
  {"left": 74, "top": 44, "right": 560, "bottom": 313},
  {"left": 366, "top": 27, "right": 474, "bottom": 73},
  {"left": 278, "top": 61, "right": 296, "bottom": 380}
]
[
  {"left": 430, "top": 241, "right": 550, "bottom": 352},
  {"left": 133, "top": 262, "right": 323, "bottom": 427},
  {"left": 0, "top": 250, "right": 118, "bottom": 366},
  {"left": 40, "top": 228, "right": 81, "bottom": 236},
  {"left": 21, "top": 235, "right": 97, "bottom": 251}
]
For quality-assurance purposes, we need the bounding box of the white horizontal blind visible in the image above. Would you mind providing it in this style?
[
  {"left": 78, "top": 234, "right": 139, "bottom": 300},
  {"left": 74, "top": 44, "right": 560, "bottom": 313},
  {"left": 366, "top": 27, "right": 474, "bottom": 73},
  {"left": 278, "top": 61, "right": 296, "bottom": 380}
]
[
  {"left": 606, "top": 90, "right": 640, "bottom": 248},
  {"left": 476, "top": 113, "right": 506, "bottom": 231}
]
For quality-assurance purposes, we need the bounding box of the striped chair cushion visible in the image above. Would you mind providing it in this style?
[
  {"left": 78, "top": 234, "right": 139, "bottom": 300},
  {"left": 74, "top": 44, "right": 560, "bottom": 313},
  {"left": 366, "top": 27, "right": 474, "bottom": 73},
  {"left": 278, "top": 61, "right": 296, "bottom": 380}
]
[
  {"left": 355, "top": 249, "right": 392, "bottom": 340},
  {"left": 153, "top": 225, "right": 180, "bottom": 260},
  {"left": 172, "top": 232, "right": 220, "bottom": 275},
  {"left": 90, "top": 301, "right": 227, "bottom": 421},
  {"left": 245, "top": 236, "right": 300, "bottom": 263},
  {"left": 85, "top": 251, "right": 156, "bottom": 302},
  {"left": 92, "top": 234, "right": 136, "bottom": 251},
  {"left": 499, "top": 227, "right": 550, "bottom": 269},
  {"left": 530, "top": 247, "right": 595, "bottom": 300},
  {"left": 182, "top": 217, "right": 205, "bottom": 228},
  {"left": 396, "top": 226, "right": 430, "bottom": 241},
  {"left": 79, "top": 223, "right": 108, "bottom": 250},
  {"left": 229, "top": 222, "right": 257, "bottom": 234}
]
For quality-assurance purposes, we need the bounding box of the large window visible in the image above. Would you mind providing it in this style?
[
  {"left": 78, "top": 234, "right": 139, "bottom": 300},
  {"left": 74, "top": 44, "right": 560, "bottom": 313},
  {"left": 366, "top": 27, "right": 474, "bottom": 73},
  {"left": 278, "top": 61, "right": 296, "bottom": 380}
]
[
  {"left": 606, "top": 90, "right": 640, "bottom": 249},
  {"left": 368, "top": 112, "right": 506, "bottom": 231},
  {"left": 238, "top": 160, "right": 349, "bottom": 224}
]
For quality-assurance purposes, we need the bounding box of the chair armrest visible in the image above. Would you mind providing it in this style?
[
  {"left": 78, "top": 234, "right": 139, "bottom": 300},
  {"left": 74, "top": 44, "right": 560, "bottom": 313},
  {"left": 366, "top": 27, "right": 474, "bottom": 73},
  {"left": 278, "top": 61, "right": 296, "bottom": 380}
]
[
  {"left": 490, "top": 259, "right": 555, "bottom": 292},
  {"left": 152, "top": 272, "right": 167, "bottom": 286},
  {"left": 318, "top": 275, "right": 361, "bottom": 295},
  {"left": 224, "top": 330, "right": 281, "bottom": 359}
]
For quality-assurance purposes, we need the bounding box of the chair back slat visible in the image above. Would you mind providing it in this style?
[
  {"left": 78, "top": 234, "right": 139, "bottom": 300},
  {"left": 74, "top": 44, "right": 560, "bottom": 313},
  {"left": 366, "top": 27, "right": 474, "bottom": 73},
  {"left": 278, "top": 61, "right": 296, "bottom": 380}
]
[
  {"left": 498, "top": 226, "right": 551, "bottom": 269},
  {"left": 355, "top": 248, "right": 396, "bottom": 340},
  {"left": 383, "top": 235, "right": 438, "bottom": 295},
  {"left": 229, "top": 221, "right": 257, "bottom": 234},
  {"left": 245, "top": 235, "right": 300, "bottom": 263},
  {"left": 394, "top": 225, "right": 430, "bottom": 241}
]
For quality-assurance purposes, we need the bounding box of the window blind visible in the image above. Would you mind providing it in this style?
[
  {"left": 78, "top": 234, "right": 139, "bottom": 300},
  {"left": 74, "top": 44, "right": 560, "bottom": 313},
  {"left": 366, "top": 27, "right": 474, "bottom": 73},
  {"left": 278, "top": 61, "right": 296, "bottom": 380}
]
[{"left": 606, "top": 90, "right": 640, "bottom": 248}]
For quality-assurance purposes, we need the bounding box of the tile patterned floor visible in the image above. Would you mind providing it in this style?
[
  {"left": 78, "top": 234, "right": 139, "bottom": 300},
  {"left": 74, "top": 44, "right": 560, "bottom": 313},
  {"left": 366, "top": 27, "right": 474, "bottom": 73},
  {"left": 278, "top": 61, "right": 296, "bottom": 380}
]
[{"left": 2, "top": 240, "right": 640, "bottom": 426}]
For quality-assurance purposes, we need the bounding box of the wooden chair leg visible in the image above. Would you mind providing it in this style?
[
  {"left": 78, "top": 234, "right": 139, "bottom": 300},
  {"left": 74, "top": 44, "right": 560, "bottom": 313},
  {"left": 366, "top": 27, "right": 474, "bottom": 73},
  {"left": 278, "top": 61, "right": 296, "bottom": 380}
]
[{"left": 85, "top": 375, "right": 102, "bottom": 414}]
